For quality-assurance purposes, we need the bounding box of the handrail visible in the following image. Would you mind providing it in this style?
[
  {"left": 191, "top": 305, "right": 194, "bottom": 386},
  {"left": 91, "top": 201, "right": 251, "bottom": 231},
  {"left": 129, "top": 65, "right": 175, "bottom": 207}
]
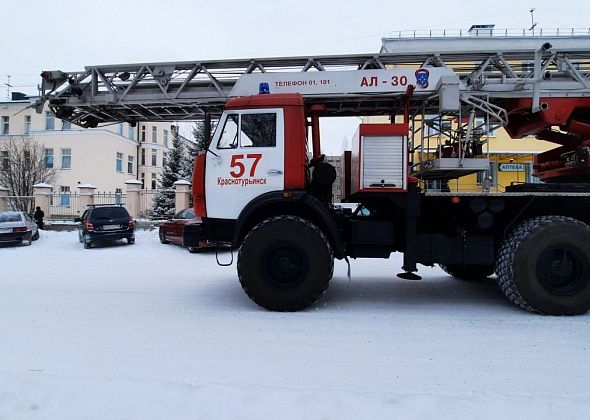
[{"left": 384, "top": 28, "right": 590, "bottom": 39}]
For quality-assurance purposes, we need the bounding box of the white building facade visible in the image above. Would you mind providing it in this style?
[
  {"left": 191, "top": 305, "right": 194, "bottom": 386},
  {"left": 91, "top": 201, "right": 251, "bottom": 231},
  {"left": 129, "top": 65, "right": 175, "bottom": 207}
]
[{"left": 0, "top": 95, "right": 189, "bottom": 195}]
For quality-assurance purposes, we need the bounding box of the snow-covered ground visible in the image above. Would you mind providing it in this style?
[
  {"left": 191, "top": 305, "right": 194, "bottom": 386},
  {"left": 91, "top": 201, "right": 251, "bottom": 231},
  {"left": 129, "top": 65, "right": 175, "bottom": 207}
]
[{"left": 1, "top": 229, "right": 589, "bottom": 420}]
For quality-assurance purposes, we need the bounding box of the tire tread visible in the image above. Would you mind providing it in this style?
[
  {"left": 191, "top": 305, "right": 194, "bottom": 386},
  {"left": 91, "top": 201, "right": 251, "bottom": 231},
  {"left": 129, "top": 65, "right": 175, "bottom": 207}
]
[{"left": 495, "top": 215, "right": 589, "bottom": 314}]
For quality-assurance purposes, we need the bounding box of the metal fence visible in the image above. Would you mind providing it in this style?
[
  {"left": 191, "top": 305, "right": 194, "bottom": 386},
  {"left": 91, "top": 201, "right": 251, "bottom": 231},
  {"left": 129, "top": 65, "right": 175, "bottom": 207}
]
[
  {"left": 386, "top": 27, "right": 590, "bottom": 39},
  {"left": 138, "top": 189, "right": 175, "bottom": 219},
  {"left": 49, "top": 192, "right": 82, "bottom": 219},
  {"left": 95, "top": 191, "right": 126, "bottom": 206}
]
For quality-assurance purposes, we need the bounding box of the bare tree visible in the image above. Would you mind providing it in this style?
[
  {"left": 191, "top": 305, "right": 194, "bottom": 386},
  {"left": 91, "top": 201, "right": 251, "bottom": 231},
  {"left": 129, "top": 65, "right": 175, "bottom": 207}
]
[{"left": 0, "top": 136, "right": 57, "bottom": 212}]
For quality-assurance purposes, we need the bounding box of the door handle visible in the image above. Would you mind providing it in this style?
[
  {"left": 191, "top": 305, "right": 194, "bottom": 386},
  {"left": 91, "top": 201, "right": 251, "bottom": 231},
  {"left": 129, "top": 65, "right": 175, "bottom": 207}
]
[{"left": 267, "top": 169, "right": 283, "bottom": 176}]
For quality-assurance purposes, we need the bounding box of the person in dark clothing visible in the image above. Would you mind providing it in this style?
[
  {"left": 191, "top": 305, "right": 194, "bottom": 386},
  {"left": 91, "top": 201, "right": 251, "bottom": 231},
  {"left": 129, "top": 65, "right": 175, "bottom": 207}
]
[{"left": 34, "top": 206, "right": 45, "bottom": 229}]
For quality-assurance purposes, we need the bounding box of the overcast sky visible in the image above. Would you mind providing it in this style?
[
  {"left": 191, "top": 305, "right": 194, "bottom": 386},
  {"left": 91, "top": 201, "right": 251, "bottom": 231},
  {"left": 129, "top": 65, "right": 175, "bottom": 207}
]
[{"left": 2, "top": 0, "right": 588, "bottom": 153}]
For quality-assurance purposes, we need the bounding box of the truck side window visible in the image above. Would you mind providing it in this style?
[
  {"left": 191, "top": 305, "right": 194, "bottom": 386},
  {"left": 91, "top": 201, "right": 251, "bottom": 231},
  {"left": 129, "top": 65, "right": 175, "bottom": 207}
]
[
  {"left": 217, "top": 114, "right": 239, "bottom": 149},
  {"left": 241, "top": 113, "right": 276, "bottom": 147}
]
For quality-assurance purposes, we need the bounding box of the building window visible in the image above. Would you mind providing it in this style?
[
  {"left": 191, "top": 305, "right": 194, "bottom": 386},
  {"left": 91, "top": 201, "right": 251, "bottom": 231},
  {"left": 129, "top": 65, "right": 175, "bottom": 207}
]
[
  {"left": 151, "top": 173, "right": 157, "bottom": 189},
  {"left": 115, "top": 152, "right": 123, "bottom": 172},
  {"left": 45, "top": 112, "right": 55, "bottom": 130},
  {"left": 162, "top": 151, "right": 168, "bottom": 168},
  {"left": 0, "top": 151, "right": 8, "bottom": 170},
  {"left": 24, "top": 116, "right": 32, "bottom": 134},
  {"left": 117, "top": 123, "right": 123, "bottom": 136},
  {"left": 140, "top": 148, "right": 146, "bottom": 165},
  {"left": 60, "top": 186, "right": 71, "bottom": 207},
  {"left": 127, "top": 155, "right": 134, "bottom": 174},
  {"left": 141, "top": 126, "right": 146, "bottom": 142},
  {"left": 1, "top": 116, "right": 9, "bottom": 135},
  {"left": 151, "top": 126, "right": 157, "bottom": 144},
  {"left": 44, "top": 148, "right": 54, "bottom": 168},
  {"left": 163, "top": 129, "right": 168, "bottom": 147},
  {"left": 62, "top": 120, "right": 71, "bottom": 130},
  {"left": 128, "top": 125, "right": 135, "bottom": 140},
  {"left": 151, "top": 149, "right": 157, "bottom": 166},
  {"left": 140, "top": 172, "right": 145, "bottom": 188},
  {"left": 61, "top": 148, "right": 71, "bottom": 169}
]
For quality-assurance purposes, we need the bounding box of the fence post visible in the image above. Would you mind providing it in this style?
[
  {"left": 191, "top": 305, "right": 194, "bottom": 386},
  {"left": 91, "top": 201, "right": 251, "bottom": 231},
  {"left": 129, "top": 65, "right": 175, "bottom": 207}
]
[
  {"left": 78, "top": 184, "right": 96, "bottom": 212},
  {"left": 173, "top": 180, "right": 192, "bottom": 213},
  {"left": 33, "top": 183, "right": 53, "bottom": 216},
  {"left": 125, "top": 180, "right": 143, "bottom": 218},
  {"left": 0, "top": 186, "right": 8, "bottom": 212}
]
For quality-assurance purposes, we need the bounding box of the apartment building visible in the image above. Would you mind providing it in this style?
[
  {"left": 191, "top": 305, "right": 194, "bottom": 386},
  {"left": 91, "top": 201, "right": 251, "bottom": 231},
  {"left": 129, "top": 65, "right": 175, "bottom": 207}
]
[{"left": 0, "top": 94, "right": 190, "bottom": 195}]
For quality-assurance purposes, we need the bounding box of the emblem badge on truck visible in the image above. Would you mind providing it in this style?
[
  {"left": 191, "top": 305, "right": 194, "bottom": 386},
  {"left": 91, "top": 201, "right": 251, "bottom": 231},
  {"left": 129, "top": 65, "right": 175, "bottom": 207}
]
[{"left": 415, "top": 68, "right": 430, "bottom": 88}]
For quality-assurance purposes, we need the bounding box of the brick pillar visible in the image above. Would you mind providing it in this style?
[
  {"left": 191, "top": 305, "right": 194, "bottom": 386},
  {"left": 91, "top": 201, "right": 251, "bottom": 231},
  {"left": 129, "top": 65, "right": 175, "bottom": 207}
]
[
  {"left": 33, "top": 183, "right": 53, "bottom": 217},
  {"left": 173, "top": 180, "right": 191, "bottom": 214},
  {"left": 78, "top": 184, "right": 97, "bottom": 214},
  {"left": 0, "top": 186, "right": 9, "bottom": 212},
  {"left": 125, "top": 180, "right": 143, "bottom": 218}
]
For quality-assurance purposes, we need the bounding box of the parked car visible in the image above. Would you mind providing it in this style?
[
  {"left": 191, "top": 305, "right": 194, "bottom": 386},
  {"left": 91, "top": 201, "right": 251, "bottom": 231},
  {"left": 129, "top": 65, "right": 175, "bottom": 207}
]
[
  {"left": 159, "top": 208, "right": 204, "bottom": 253},
  {"left": 75, "top": 205, "right": 135, "bottom": 249},
  {"left": 0, "top": 211, "right": 39, "bottom": 246}
]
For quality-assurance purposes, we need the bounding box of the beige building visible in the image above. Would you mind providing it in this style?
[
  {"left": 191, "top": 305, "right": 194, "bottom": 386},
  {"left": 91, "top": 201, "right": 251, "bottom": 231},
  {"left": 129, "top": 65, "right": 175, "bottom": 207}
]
[{"left": 0, "top": 94, "right": 190, "bottom": 196}]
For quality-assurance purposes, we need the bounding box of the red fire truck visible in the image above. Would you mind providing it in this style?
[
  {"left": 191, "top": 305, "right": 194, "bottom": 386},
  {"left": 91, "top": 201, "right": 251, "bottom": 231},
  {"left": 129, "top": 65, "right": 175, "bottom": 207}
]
[{"left": 38, "top": 32, "right": 590, "bottom": 314}]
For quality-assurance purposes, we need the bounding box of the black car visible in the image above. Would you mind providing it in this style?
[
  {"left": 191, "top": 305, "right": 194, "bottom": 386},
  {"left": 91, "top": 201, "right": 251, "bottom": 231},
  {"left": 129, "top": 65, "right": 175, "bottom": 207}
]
[{"left": 75, "top": 205, "right": 135, "bottom": 249}]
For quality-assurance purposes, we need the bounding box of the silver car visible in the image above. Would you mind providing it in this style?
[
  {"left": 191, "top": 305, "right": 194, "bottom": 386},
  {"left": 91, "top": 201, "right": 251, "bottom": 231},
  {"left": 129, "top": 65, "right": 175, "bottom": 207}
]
[{"left": 0, "top": 211, "right": 40, "bottom": 246}]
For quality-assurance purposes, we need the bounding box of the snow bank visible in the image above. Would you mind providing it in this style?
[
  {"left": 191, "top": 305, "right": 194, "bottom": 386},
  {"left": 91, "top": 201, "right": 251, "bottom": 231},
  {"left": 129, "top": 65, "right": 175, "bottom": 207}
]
[{"left": 1, "top": 230, "right": 589, "bottom": 419}]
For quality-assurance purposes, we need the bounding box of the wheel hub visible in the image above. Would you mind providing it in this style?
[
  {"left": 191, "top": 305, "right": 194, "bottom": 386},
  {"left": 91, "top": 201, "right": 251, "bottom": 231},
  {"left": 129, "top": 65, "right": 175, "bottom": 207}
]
[
  {"left": 537, "top": 245, "right": 587, "bottom": 296},
  {"left": 263, "top": 244, "right": 308, "bottom": 290}
]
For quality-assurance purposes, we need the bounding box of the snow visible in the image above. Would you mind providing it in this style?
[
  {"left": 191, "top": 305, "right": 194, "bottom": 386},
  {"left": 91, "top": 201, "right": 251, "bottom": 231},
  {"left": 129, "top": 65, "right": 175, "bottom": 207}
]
[{"left": 1, "top": 230, "right": 589, "bottom": 420}]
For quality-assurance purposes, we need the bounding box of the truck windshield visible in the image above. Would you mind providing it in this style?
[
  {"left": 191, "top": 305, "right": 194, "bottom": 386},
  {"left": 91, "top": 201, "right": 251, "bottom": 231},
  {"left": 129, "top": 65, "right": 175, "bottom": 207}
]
[{"left": 217, "top": 114, "right": 239, "bottom": 149}]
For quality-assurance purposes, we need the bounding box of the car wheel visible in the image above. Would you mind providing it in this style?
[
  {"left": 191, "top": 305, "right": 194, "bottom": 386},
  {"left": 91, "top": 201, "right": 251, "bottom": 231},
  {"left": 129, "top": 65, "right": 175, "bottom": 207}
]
[
  {"left": 128, "top": 237, "right": 135, "bottom": 245},
  {"left": 159, "top": 228, "right": 169, "bottom": 244},
  {"left": 83, "top": 235, "right": 92, "bottom": 249},
  {"left": 188, "top": 247, "right": 199, "bottom": 253},
  {"left": 24, "top": 233, "right": 32, "bottom": 246},
  {"left": 32, "top": 230, "right": 40, "bottom": 241}
]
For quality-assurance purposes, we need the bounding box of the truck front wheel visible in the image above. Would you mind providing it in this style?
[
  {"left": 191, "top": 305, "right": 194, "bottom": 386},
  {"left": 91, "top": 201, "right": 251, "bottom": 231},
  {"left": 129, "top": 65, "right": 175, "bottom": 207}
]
[
  {"left": 237, "top": 216, "right": 333, "bottom": 311},
  {"left": 496, "top": 216, "right": 590, "bottom": 315}
]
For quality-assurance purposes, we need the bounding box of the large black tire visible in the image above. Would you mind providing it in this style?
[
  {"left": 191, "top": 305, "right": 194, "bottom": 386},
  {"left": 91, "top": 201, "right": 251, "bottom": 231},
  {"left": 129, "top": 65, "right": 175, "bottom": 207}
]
[
  {"left": 32, "top": 230, "right": 40, "bottom": 241},
  {"left": 83, "top": 234, "right": 92, "bottom": 249},
  {"left": 159, "top": 228, "right": 169, "bottom": 244},
  {"left": 237, "top": 216, "right": 333, "bottom": 311},
  {"left": 439, "top": 264, "right": 494, "bottom": 281},
  {"left": 496, "top": 216, "right": 590, "bottom": 315}
]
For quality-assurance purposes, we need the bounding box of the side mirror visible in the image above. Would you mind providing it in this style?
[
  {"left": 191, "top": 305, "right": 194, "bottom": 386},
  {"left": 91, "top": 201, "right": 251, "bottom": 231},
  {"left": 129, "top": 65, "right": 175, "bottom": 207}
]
[{"left": 73, "top": 217, "right": 82, "bottom": 223}]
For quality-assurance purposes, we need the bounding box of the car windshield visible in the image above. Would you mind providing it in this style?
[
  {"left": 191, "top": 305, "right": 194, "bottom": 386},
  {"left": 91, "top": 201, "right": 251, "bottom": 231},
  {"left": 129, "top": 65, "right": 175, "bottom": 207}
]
[
  {"left": 0, "top": 213, "right": 22, "bottom": 223},
  {"left": 91, "top": 207, "right": 129, "bottom": 219}
]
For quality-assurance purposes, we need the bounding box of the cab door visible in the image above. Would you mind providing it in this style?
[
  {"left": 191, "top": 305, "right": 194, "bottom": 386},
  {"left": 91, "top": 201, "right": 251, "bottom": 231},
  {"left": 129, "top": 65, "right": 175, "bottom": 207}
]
[{"left": 205, "top": 109, "right": 285, "bottom": 220}]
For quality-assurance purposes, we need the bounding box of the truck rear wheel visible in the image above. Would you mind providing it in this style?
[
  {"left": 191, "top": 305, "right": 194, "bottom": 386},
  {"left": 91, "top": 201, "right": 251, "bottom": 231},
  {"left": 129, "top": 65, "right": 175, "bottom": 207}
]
[
  {"left": 237, "top": 216, "right": 333, "bottom": 311},
  {"left": 495, "top": 216, "right": 590, "bottom": 315},
  {"left": 439, "top": 264, "right": 494, "bottom": 281}
]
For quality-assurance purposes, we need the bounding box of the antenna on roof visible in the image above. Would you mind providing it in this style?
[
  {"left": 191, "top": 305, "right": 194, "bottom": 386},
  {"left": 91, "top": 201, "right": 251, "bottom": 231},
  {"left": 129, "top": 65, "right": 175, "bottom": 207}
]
[{"left": 529, "top": 8, "right": 538, "bottom": 35}]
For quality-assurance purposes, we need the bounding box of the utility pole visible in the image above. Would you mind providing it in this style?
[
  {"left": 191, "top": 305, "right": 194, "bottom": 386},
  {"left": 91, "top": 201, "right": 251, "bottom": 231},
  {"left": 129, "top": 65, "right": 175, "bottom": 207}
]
[
  {"left": 4, "top": 75, "right": 12, "bottom": 100},
  {"left": 529, "top": 8, "right": 538, "bottom": 35}
]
